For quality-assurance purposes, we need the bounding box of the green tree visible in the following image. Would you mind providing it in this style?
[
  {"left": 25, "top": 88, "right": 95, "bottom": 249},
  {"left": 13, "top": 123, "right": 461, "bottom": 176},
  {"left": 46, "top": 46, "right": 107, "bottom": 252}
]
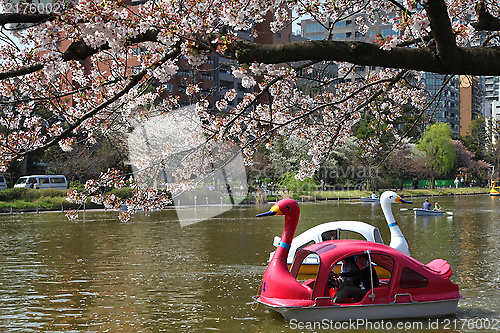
[
  {"left": 417, "top": 123, "right": 457, "bottom": 181},
  {"left": 462, "top": 117, "right": 487, "bottom": 161},
  {"left": 277, "top": 172, "right": 319, "bottom": 196}
]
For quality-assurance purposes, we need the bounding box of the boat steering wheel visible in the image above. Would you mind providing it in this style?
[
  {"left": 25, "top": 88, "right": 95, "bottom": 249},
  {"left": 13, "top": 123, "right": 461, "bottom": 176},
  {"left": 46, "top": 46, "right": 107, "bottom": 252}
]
[{"left": 327, "top": 272, "right": 340, "bottom": 290}]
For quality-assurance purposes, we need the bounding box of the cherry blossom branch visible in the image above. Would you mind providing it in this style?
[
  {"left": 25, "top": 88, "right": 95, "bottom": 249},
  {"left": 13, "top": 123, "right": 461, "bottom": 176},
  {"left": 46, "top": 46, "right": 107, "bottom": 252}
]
[
  {"left": 11, "top": 47, "right": 181, "bottom": 159},
  {"left": 0, "top": 77, "right": 123, "bottom": 105},
  {"left": 380, "top": 75, "right": 454, "bottom": 165},
  {"left": 482, "top": 32, "right": 500, "bottom": 46},
  {"left": 214, "top": 60, "right": 321, "bottom": 140},
  {"left": 0, "top": 29, "right": 161, "bottom": 80},
  {"left": 218, "top": 69, "right": 408, "bottom": 131}
]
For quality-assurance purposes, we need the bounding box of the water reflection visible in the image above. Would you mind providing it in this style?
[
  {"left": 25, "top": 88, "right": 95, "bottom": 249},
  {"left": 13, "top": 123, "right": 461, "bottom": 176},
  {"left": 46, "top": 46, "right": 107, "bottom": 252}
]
[{"left": 0, "top": 195, "right": 499, "bottom": 332}]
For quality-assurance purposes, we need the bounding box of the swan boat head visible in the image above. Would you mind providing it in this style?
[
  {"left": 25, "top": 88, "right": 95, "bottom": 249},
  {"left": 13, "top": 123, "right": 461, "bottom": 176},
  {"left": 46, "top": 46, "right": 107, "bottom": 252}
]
[
  {"left": 256, "top": 199, "right": 311, "bottom": 300},
  {"left": 380, "top": 191, "right": 412, "bottom": 256}
]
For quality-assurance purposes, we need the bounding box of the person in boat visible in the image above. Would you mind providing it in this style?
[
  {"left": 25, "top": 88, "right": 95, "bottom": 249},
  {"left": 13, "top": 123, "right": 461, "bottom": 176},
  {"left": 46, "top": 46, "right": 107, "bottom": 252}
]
[
  {"left": 328, "top": 256, "right": 359, "bottom": 289},
  {"left": 371, "top": 192, "right": 378, "bottom": 199},
  {"left": 433, "top": 202, "right": 442, "bottom": 211},
  {"left": 423, "top": 198, "right": 432, "bottom": 210},
  {"left": 332, "top": 253, "right": 379, "bottom": 303},
  {"left": 339, "top": 256, "right": 359, "bottom": 284},
  {"left": 322, "top": 230, "right": 338, "bottom": 241}
]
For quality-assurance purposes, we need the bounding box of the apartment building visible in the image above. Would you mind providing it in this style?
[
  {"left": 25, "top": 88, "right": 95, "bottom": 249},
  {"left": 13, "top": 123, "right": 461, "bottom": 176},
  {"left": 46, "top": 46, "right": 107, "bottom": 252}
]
[{"left": 299, "top": 15, "right": 463, "bottom": 135}]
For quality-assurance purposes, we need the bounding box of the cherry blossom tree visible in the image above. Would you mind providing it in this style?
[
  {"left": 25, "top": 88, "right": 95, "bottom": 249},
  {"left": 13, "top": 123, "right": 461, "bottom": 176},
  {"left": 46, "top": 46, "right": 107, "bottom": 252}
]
[
  {"left": 1, "top": 0, "right": 499, "bottom": 220},
  {"left": 453, "top": 139, "right": 492, "bottom": 181}
]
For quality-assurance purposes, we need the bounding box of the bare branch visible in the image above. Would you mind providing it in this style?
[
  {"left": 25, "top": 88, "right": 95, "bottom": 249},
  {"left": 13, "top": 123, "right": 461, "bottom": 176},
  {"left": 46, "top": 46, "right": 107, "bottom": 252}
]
[
  {"left": 473, "top": 3, "right": 500, "bottom": 31},
  {"left": 233, "top": 38, "right": 500, "bottom": 76},
  {"left": 0, "top": 13, "right": 54, "bottom": 25},
  {"left": 423, "top": 0, "right": 459, "bottom": 63}
]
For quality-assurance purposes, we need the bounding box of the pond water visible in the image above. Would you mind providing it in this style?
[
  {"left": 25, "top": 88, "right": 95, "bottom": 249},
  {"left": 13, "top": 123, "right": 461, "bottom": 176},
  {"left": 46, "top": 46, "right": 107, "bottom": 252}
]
[{"left": 0, "top": 194, "right": 499, "bottom": 332}]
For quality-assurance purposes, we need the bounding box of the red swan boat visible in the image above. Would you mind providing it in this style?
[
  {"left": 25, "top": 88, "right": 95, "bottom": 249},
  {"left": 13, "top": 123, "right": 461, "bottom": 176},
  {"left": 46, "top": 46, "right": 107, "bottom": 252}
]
[{"left": 255, "top": 199, "right": 461, "bottom": 322}]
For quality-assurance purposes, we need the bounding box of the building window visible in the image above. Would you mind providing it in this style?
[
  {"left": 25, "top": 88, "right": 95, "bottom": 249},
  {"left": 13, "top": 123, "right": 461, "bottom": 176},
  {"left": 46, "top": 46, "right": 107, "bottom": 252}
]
[
  {"left": 308, "top": 35, "right": 325, "bottom": 40},
  {"left": 305, "top": 23, "right": 325, "bottom": 33},
  {"left": 131, "top": 66, "right": 142, "bottom": 74},
  {"left": 219, "top": 65, "right": 232, "bottom": 74},
  {"left": 131, "top": 47, "right": 147, "bottom": 56},
  {"left": 355, "top": 66, "right": 365, "bottom": 73},
  {"left": 220, "top": 80, "right": 233, "bottom": 89},
  {"left": 381, "top": 28, "right": 397, "bottom": 37},
  {"left": 178, "top": 68, "right": 191, "bottom": 76}
]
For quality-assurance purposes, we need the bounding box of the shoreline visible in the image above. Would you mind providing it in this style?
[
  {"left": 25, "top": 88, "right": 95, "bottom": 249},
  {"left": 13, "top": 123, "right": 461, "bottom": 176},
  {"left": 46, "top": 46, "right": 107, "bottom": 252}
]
[{"left": 0, "top": 187, "right": 491, "bottom": 216}]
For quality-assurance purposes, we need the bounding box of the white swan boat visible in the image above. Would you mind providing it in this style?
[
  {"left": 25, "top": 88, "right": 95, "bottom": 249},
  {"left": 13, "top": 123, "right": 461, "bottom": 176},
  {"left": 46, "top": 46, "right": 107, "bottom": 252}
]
[{"left": 269, "top": 191, "right": 412, "bottom": 274}]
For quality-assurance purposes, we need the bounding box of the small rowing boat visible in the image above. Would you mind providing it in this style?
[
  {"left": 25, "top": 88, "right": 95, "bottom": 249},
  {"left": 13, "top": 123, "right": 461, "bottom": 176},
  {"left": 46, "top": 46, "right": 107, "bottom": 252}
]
[
  {"left": 413, "top": 208, "right": 445, "bottom": 216},
  {"left": 360, "top": 197, "right": 380, "bottom": 203}
]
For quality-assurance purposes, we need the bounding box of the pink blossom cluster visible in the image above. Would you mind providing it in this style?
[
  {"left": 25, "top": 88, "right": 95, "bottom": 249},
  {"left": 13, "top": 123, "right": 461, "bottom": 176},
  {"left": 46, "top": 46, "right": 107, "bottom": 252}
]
[{"left": 66, "top": 168, "right": 172, "bottom": 222}]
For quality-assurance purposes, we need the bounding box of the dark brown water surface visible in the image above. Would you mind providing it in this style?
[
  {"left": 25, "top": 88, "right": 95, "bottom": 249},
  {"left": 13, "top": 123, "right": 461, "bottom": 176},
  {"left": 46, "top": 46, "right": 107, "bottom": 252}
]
[{"left": 0, "top": 194, "right": 499, "bottom": 332}]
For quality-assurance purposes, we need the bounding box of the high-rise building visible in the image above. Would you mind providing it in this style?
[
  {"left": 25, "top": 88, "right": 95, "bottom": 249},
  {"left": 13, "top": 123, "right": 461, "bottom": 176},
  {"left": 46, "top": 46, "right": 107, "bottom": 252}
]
[
  {"left": 459, "top": 75, "right": 483, "bottom": 136},
  {"left": 299, "top": 16, "right": 463, "bottom": 135},
  {"left": 484, "top": 76, "right": 500, "bottom": 117},
  {"left": 422, "top": 73, "right": 461, "bottom": 135}
]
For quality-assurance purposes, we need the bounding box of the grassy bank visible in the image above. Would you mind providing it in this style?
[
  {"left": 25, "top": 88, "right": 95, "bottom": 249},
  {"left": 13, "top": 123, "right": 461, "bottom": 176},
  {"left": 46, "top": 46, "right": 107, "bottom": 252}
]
[
  {"left": 0, "top": 186, "right": 491, "bottom": 214},
  {"left": 0, "top": 187, "right": 134, "bottom": 213},
  {"left": 262, "top": 187, "right": 491, "bottom": 203},
  {"left": 319, "top": 187, "right": 490, "bottom": 199}
]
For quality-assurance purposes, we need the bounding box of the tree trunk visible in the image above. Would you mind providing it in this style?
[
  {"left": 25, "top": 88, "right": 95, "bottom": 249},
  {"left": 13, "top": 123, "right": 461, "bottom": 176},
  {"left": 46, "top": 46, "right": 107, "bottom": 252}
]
[{"left": 20, "top": 156, "right": 28, "bottom": 175}]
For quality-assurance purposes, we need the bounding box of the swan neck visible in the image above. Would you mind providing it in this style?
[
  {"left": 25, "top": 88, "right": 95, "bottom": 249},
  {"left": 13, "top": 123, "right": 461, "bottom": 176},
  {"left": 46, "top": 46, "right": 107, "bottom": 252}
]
[
  {"left": 382, "top": 200, "right": 403, "bottom": 237},
  {"left": 274, "top": 214, "right": 298, "bottom": 258}
]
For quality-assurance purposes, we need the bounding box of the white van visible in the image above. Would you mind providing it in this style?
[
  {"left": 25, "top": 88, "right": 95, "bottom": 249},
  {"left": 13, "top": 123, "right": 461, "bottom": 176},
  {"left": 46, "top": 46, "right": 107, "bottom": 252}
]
[
  {"left": 14, "top": 175, "right": 68, "bottom": 190},
  {"left": 0, "top": 174, "right": 7, "bottom": 190}
]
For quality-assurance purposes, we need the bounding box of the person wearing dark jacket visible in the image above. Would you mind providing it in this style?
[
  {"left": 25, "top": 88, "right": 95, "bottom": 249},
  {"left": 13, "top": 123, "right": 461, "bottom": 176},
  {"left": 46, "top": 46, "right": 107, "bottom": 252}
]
[{"left": 332, "top": 253, "right": 379, "bottom": 303}]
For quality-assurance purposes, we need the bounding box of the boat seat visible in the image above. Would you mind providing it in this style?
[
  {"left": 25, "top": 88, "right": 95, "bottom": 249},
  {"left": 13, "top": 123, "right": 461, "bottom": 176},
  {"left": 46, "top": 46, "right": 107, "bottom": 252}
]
[
  {"left": 302, "top": 279, "right": 316, "bottom": 290},
  {"left": 327, "top": 287, "right": 365, "bottom": 304}
]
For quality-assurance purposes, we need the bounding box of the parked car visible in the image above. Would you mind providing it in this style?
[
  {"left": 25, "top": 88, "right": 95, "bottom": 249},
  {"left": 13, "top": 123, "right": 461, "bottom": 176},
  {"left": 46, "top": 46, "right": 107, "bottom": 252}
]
[
  {"left": 0, "top": 174, "right": 7, "bottom": 190},
  {"left": 14, "top": 175, "right": 68, "bottom": 190}
]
